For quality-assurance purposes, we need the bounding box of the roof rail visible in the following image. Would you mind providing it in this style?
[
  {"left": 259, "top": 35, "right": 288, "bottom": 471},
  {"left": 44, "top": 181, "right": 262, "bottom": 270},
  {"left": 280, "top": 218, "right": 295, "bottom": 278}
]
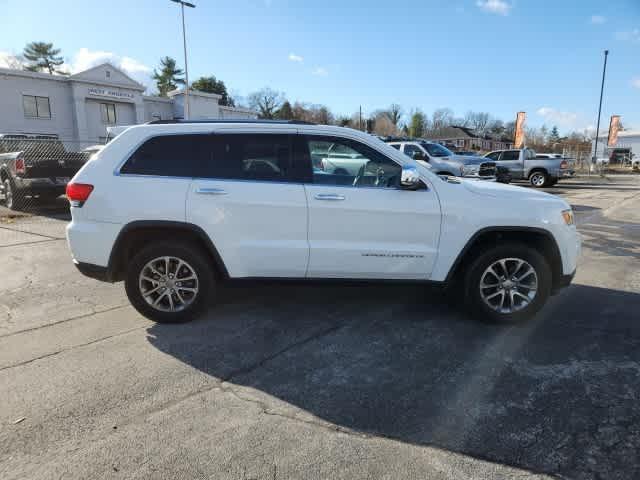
[{"left": 146, "top": 119, "right": 316, "bottom": 125}]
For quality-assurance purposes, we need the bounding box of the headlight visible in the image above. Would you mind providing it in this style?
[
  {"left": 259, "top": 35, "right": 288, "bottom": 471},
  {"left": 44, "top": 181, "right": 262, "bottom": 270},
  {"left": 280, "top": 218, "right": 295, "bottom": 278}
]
[
  {"left": 462, "top": 165, "right": 479, "bottom": 175},
  {"left": 562, "top": 209, "right": 574, "bottom": 225}
]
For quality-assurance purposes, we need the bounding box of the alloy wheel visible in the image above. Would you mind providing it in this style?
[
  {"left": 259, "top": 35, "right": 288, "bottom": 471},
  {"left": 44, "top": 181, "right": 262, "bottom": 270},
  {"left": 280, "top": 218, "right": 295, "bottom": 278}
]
[
  {"left": 479, "top": 257, "right": 538, "bottom": 314},
  {"left": 138, "top": 256, "right": 199, "bottom": 312}
]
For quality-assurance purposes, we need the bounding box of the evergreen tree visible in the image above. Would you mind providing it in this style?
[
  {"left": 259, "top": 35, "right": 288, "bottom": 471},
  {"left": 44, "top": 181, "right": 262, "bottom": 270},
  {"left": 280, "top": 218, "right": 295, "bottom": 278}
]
[
  {"left": 23, "top": 42, "right": 65, "bottom": 74},
  {"left": 152, "top": 57, "right": 185, "bottom": 97}
]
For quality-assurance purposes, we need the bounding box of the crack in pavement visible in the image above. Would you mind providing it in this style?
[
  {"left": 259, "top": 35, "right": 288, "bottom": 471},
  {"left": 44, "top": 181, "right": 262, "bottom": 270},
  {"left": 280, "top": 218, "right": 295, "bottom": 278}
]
[
  {"left": 0, "top": 224, "right": 64, "bottom": 240},
  {"left": 0, "top": 325, "right": 147, "bottom": 372},
  {"left": 0, "top": 304, "right": 130, "bottom": 339},
  {"left": 0, "top": 238, "right": 61, "bottom": 249}
]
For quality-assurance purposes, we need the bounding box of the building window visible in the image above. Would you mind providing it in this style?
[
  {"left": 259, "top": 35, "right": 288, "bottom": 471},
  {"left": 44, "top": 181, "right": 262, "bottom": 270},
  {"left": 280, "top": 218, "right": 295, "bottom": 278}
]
[
  {"left": 100, "top": 103, "right": 117, "bottom": 125},
  {"left": 23, "top": 95, "right": 51, "bottom": 119}
]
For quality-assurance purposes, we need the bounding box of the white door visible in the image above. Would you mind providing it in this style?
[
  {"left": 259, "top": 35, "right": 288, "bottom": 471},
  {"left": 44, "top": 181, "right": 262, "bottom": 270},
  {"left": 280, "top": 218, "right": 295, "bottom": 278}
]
[
  {"left": 302, "top": 135, "right": 441, "bottom": 280},
  {"left": 187, "top": 132, "right": 308, "bottom": 278}
]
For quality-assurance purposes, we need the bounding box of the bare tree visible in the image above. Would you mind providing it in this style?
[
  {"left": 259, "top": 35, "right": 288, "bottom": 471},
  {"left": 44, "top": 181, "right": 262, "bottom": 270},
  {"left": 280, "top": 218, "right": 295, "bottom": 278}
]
[
  {"left": 431, "top": 108, "right": 454, "bottom": 133},
  {"left": 248, "top": 87, "right": 285, "bottom": 119},
  {"left": 372, "top": 114, "right": 397, "bottom": 136},
  {"left": 388, "top": 104, "right": 403, "bottom": 127}
]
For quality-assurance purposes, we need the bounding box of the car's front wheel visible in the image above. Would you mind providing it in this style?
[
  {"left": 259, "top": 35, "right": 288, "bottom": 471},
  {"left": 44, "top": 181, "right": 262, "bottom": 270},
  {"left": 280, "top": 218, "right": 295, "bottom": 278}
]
[
  {"left": 125, "top": 241, "right": 214, "bottom": 323},
  {"left": 464, "top": 244, "right": 551, "bottom": 323}
]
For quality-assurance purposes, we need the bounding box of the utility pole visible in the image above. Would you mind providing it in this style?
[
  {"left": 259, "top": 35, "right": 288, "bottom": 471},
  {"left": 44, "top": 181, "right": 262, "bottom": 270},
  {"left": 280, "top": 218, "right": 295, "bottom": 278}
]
[
  {"left": 592, "top": 50, "right": 609, "bottom": 167},
  {"left": 170, "top": 0, "right": 195, "bottom": 119}
]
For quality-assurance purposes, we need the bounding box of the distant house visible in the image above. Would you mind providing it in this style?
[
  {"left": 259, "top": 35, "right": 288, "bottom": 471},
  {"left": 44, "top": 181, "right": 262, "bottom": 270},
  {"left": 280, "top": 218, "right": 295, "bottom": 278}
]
[{"left": 423, "top": 126, "right": 513, "bottom": 152}]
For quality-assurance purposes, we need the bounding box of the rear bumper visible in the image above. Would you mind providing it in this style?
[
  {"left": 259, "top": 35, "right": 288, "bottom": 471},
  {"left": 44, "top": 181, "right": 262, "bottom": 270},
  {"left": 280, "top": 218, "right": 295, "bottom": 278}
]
[
  {"left": 559, "top": 169, "right": 575, "bottom": 178},
  {"left": 14, "top": 176, "right": 69, "bottom": 193}
]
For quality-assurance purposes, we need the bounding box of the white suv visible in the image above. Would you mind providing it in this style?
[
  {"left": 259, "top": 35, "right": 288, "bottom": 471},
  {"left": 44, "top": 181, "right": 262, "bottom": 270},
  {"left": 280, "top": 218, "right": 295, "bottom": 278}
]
[{"left": 66, "top": 120, "right": 580, "bottom": 324}]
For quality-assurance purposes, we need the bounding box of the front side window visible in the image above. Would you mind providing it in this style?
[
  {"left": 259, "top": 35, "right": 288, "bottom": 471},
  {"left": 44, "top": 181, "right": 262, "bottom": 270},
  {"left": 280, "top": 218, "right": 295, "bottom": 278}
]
[
  {"left": 421, "top": 142, "right": 452, "bottom": 157},
  {"left": 23, "top": 95, "right": 51, "bottom": 118},
  {"left": 100, "top": 103, "right": 117, "bottom": 124},
  {"left": 501, "top": 150, "right": 520, "bottom": 161},
  {"left": 403, "top": 144, "right": 424, "bottom": 160},
  {"left": 120, "top": 134, "right": 208, "bottom": 177},
  {"left": 485, "top": 152, "right": 501, "bottom": 161},
  {"left": 305, "top": 136, "right": 402, "bottom": 188}
]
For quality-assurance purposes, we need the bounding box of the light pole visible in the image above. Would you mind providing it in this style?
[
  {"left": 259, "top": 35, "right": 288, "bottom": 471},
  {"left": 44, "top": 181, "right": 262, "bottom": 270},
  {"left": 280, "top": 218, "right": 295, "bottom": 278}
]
[
  {"left": 592, "top": 50, "right": 609, "bottom": 166},
  {"left": 170, "top": 0, "right": 195, "bottom": 120}
]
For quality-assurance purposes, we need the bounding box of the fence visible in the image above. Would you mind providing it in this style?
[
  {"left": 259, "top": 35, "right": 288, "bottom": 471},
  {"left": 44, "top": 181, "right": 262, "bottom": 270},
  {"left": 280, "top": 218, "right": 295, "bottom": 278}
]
[{"left": 0, "top": 137, "right": 101, "bottom": 216}]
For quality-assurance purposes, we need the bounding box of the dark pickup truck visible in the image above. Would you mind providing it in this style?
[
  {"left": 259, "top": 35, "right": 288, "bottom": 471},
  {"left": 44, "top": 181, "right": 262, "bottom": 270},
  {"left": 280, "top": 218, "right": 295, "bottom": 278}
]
[{"left": 0, "top": 135, "right": 90, "bottom": 210}]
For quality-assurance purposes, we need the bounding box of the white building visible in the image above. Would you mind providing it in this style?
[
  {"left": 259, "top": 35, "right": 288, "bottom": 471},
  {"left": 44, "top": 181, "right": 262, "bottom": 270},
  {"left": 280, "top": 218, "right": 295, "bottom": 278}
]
[
  {"left": 593, "top": 130, "right": 640, "bottom": 163},
  {"left": 0, "top": 62, "right": 256, "bottom": 144}
]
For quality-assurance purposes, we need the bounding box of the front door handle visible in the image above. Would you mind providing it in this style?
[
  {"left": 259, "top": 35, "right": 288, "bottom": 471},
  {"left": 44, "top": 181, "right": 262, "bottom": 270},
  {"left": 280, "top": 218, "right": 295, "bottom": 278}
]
[
  {"left": 196, "top": 187, "right": 228, "bottom": 196},
  {"left": 315, "top": 193, "right": 346, "bottom": 201}
]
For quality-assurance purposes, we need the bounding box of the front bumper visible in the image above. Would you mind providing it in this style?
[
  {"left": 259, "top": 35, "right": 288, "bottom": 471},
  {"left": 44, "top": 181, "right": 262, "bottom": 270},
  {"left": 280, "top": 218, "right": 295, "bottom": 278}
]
[{"left": 74, "top": 260, "right": 112, "bottom": 282}]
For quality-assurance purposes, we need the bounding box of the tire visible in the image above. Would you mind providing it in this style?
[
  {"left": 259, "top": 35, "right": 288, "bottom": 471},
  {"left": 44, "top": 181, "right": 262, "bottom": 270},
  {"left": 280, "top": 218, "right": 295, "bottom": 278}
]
[
  {"left": 125, "top": 241, "right": 215, "bottom": 323},
  {"left": 463, "top": 243, "right": 552, "bottom": 324},
  {"left": 529, "top": 171, "right": 548, "bottom": 188},
  {"left": 3, "top": 179, "right": 25, "bottom": 211}
]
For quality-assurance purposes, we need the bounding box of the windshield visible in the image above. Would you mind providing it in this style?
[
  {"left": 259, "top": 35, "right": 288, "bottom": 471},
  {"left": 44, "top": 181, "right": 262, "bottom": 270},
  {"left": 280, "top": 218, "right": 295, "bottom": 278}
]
[{"left": 421, "top": 142, "right": 453, "bottom": 157}]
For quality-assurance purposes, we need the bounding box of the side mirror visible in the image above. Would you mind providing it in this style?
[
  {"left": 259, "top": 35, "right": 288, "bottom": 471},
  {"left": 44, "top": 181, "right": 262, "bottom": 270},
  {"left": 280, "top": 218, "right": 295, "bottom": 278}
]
[
  {"left": 400, "top": 165, "right": 421, "bottom": 189},
  {"left": 411, "top": 151, "right": 426, "bottom": 161}
]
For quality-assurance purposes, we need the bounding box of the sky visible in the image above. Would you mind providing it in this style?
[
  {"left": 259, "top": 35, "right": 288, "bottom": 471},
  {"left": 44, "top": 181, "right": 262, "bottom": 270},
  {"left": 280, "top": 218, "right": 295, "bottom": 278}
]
[{"left": 1, "top": 0, "right": 639, "bottom": 134}]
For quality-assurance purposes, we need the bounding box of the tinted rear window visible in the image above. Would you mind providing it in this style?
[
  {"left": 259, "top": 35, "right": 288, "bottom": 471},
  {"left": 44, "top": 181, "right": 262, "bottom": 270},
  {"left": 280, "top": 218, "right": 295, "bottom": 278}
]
[
  {"left": 121, "top": 133, "right": 293, "bottom": 182},
  {"left": 120, "top": 134, "right": 208, "bottom": 177}
]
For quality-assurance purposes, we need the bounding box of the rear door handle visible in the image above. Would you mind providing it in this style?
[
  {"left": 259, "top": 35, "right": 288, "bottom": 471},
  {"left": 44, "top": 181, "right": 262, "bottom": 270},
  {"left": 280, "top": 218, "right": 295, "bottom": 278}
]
[
  {"left": 195, "top": 187, "right": 228, "bottom": 196},
  {"left": 314, "top": 193, "right": 345, "bottom": 201}
]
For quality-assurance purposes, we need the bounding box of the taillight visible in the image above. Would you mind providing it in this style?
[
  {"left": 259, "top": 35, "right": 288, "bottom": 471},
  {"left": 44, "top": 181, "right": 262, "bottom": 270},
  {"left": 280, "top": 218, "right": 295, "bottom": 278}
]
[
  {"left": 66, "top": 183, "right": 94, "bottom": 207},
  {"left": 15, "top": 157, "right": 25, "bottom": 174},
  {"left": 560, "top": 160, "right": 568, "bottom": 169}
]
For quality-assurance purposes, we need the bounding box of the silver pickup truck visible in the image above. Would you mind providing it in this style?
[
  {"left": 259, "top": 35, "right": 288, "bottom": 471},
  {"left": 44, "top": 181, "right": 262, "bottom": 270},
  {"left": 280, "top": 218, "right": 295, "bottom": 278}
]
[
  {"left": 385, "top": 140, "right": 497, "bottom": 180},
  {"left": 483, "top": 148, "right": 574, "bottom": 188}
]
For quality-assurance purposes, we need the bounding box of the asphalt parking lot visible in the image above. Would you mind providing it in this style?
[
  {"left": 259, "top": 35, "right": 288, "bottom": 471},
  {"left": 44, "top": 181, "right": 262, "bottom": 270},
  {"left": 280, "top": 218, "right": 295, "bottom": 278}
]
[{"left": 1, "top": 176, "right": 639, "bottom": 480}]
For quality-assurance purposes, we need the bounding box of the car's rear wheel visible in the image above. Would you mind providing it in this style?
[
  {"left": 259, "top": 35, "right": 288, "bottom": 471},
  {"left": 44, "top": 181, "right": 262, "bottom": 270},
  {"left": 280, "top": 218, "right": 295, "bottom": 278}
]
[
  {"left": 529, "top": 171, "right": 548, "bottom": 188},
  {"left": 125, "top": 241, "right": 214, "bottom": 323},
  {"left": 463, "top": 244, "right": 551, "bottom": 323}
]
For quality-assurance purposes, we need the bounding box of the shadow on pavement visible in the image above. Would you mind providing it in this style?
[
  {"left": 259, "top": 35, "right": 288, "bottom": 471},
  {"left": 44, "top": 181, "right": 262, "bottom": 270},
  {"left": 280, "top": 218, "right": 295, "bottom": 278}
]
[{"left": 147, "top": 282, "right": 640, "bottom": 479}]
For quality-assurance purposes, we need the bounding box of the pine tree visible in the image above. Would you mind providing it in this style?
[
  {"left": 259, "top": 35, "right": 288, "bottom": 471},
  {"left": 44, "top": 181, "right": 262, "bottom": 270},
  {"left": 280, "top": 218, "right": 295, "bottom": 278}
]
[
  {"left": 23, "top": 42, "right": 65, "bottom": 74},
  {"left": 152, "top": 57, "right": 185, "bottom": 97}
]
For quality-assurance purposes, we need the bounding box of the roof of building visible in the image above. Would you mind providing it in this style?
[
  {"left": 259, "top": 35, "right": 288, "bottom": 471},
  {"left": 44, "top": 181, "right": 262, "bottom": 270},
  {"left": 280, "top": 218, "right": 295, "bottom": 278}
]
[
  {"left": 596, "top": 130, "right": 640, "bottom": 139},
  {"left": 423, "top": 125, "right": 512, "bottom": 143}
]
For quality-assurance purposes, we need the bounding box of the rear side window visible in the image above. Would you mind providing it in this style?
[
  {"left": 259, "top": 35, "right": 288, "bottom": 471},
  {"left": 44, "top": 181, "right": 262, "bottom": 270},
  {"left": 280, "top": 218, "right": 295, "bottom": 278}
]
[
  {"left": 501, "top": 150, "right": 520, "bottom": 161},
  {"left": 201, "top": 134, "right": 291, "bottom": 182},
  {"left": 120, "top": 134, "right": 208, "bottom": 177},
  {"left": 120, "top": 133, "right": 293, "bottom": 182}
]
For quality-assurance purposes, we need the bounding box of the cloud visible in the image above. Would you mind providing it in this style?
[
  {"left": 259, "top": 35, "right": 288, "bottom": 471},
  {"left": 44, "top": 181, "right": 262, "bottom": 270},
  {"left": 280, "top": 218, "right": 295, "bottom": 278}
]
[
  {"left": 536, "top": 107, "right": 594, "bottom": 132},
  {"left": 311, "top": 67, "right": 328, "bottom": 76},
  {"left": 590, "top": 15, "right": 606, "bottom": 24},
  {"left": 615, "top": 28, "right": 640, "bottom": 42},
  {"left": 632, "top": 77, "right": 640, "bottom": 89},
  {"left": 288, "top": 53, "right": 303, "bottom": 63},
  {"left": 476, "top": 0, "right": 511, "bottom": 16},
  {"left": 68, "top": 48, "right": 152, "bottom": 89}
]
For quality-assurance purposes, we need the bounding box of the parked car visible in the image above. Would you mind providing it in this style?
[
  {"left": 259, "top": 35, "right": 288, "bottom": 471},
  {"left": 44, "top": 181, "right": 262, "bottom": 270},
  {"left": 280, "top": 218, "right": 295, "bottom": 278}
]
[
  {"left": 0, "top": 134, "right": 91, "bottom": 210},
  {"left": 484, "top": 148, "right": 574, "bottom": 188},
  {"left": 385, "top": 140, "right": 497, "bottom": 180},
  {"left": 66, "top": 120, "right": 580, "bottom": 324}
]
